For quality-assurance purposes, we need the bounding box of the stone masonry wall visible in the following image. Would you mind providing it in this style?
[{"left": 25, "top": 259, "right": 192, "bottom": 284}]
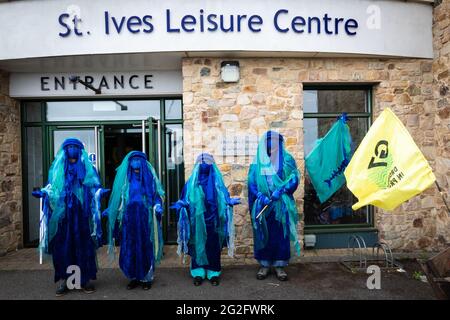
[
  {"left": 182, "top": 55, "right": 449, "bottom": 261},
  {"left": 431, "top": 0, "right": 450, "bottom": 250},
  {"left": 0, "top": 70, "right": 22, "bottom": 256}
]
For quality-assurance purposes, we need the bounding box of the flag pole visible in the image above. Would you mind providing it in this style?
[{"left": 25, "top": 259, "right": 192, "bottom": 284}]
[{"left": 435, "top": 181, "right": 450, "bottom": 214}]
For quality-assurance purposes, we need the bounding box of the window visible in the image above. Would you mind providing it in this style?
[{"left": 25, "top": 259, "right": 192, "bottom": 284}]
[
  {"left": 164, "top": 99, "right": 183, "bottom": 120},
  {"left": 303, "top": 87, "right": 372, "bottom": 227},
  {"left": 46, "top": 100, "right": 161, "bottom": 121}
]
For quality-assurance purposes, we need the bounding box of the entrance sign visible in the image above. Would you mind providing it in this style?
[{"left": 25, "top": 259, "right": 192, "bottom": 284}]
[
  {"left": 0, "top": 0, "right": 433, "bottom": 60},
  {"left": 9, "top": 71, "right": 182, "bottom": 98}
]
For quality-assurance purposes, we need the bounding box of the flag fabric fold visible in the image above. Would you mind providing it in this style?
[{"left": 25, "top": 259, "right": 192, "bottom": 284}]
[
  {"left": 344, "top": 108, "right": 436, "bottom": 211},
  {"left": 305, "top": 113, "right": 353, "bottom": 203}
]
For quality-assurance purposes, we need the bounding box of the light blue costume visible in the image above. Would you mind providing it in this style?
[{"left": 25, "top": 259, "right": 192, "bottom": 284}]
[
  {"left": 173, "top": 153, "right": 239, "bottom": 281},
  {"left": 248, "top": 131, "right": 301, "bottom": 268}
]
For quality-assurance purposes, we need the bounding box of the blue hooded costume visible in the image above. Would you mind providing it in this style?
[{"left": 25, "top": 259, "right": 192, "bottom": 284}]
[
  {"left": 33, "top": 138, "right": 106, "bottom": 286},
  {"left": 105, "top": 151, "right": 165, "bottom": 283},
  {"left": 174, "top": 153, "right": 239, "bottom": 280},
  {"left": 248, "top": 131, "right": 301, "bottom": 267}
]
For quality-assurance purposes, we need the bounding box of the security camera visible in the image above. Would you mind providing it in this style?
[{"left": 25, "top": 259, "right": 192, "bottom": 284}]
[{"left": 69, "top": 75, "right": 80, "bottom": 83}]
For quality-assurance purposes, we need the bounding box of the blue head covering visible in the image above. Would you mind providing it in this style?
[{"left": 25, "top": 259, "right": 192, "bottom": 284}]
[{"left": 62, "top": 138, "right": 84, "bottom": 150}]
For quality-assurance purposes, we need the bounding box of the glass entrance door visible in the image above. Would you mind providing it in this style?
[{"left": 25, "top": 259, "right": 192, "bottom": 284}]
[
  {"left": 147, "top": 117, "right": 161, "bottom": 178},
  {"left": 103, "top": 122, "right": 145, "bottom": 189}
]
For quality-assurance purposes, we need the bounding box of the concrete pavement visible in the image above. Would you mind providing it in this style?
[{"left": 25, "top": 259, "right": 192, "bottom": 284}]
[{"left": 0, "top": 260, "right": 435, "bottom": 300}]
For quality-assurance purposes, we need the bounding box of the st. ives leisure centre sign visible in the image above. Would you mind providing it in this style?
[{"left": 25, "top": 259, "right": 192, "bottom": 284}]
[{"left": 0, "top": 0, "right": 433, "bottom": 60}]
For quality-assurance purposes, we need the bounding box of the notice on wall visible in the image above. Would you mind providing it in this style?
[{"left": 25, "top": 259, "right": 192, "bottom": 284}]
[{"left": 217, "top": 134, "right": 258, "bottom": 157}]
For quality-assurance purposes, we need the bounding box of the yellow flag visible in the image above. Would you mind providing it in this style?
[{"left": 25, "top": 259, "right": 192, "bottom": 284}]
[{"left": 344, "top": 108, "right": 436, "bottom": 211}]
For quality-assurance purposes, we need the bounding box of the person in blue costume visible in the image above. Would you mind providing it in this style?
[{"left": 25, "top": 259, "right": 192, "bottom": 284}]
[
  {"left": 248, "top": 131, "right": 301, "bottom": 281},
  {"left": 173, "top": 153, "right": 240, "bottom": 286},
  {"left": 105, "top": 151, "right": 164, "bottom": 290},
  {"left": 32, "top": 138, "right": 109, "bottom": 296}
]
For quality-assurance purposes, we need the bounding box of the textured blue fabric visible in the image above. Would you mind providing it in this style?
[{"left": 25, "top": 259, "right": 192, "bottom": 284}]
[
  {"left": 119, "top": 201, "right": 153, "bottom": 281},
  {"left": 190, "top": 267, "right": 206, "bottom": 279},
  {"left": 248, "top": 131, "right": 300, "bottom": 262},
  {"left": 106, "top": 151, "right": 164, "bottom": 282},
  {"left": 206, "top": 269, "right": 222, "bottom": 280},
  {"left": 50, "top": 193, "right": 98, "bottom": 286},
  {"left": 38, "top": 138, "right": 104, "bottom": 286},
  {"left": 190, "top": 266, "right": 221, "bottom": 280}
]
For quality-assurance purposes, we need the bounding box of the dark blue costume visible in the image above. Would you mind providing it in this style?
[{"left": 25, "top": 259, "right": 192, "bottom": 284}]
[
  {"left": 174, "top": 153, "right": 239, "bottom": 281},
  {"left": 248, "top": 131, "right": 301, "bottom": 268},
  {"left": 33, "top": 138, "right": 106, "bottom": 287},
  {"left": 106, "top": 151, "right": 164, "bottom": 284}
]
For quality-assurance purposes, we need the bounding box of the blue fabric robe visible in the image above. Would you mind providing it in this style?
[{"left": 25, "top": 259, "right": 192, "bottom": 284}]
[
  {"left": 175, "top": 153, "right": 236, "bottom": 278},
  {"left": 107, "top": 151, "right": 164, "bottom": 282}
]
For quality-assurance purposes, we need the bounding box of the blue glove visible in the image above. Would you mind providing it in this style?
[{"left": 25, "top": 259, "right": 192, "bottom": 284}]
[
  {"left": 170, "top": 200, "right": 188, "bottom": 210},
  {"left": 154, "top": 203, "right": 163, "bottom": 214},
  {"left": 228, "top": 197, "right": 241, "bottom": 206},
  {"left": 257, "top": 192, "right": 270, "bottom": 206},
  {"left": 101, "top": 209, "right": 109, "bottom": 218},
  {"left": 32, "top": 190, "right": 43, "bottom": 199},
  {"left": 154, "top": 203, "right": 163, "bottom": 222},
  {"left": 100, "top": 188, "right": 111, "bottom": 198},
  {"left": 271, "top": 187, "right": 285, "bottom": 201}
]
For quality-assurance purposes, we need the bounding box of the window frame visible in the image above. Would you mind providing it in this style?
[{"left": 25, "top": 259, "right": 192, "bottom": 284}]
[{"left": 302, "top": 85, "right": 375, "bottom": 233}]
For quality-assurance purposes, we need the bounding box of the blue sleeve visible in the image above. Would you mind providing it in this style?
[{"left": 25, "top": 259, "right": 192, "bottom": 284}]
[
  {"left": 175, "top": 183, "right": 189, "bottom": 218},
  {"left": 284, "top": 173, "right": 299, "bottom": 195}
]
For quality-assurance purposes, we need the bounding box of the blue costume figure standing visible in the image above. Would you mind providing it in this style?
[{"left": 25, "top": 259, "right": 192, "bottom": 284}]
[
  {"left": 105, "top": 151, "right": 164, "bottom": 290},
  {"left": 173, "top": 153, "right": 240, "bottom": 286},
  {"left": 248, "top": 131, "right": 301, "bottom": 281},
  {"left": 32, "top": 138, "right": 108, "bottom": 296}
]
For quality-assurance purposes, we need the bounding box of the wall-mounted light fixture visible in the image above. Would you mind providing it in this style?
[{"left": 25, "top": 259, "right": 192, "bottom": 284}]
[
  {"left": 69, "top": 75, "right": 102, "bottom": 94},
  {"left": 220, "top": 61, "right": 240, "bottom": 83}
]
